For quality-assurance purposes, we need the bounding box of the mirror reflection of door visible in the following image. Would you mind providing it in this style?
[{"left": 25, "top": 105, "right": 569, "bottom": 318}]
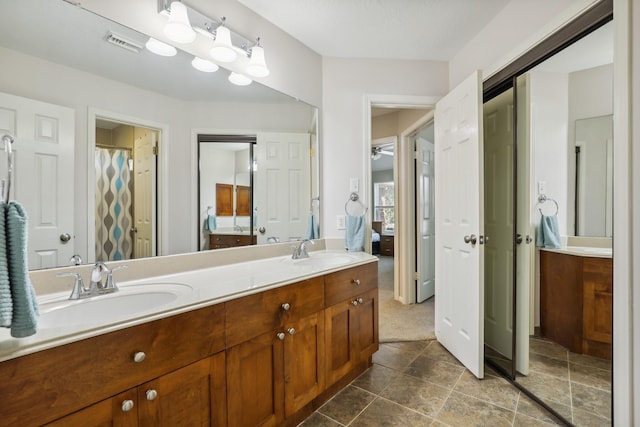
[{"left": 95, "top": 119, "right": 158, "bottom": 261}]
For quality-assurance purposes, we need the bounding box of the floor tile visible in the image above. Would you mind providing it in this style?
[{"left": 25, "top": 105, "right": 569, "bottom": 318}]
[
  {"left": 568, "top": 352, "right": 612, "bottom": 371},
  {"left": 318, "top": 385, "right": 376, "bottom": 425},
  {"left": 513, "top": 413, "right": 557, "bottom": 426},
  {"left": 435, "top": 391, "right": 515, "bottom": 427},
  {"left": 569, "top": 362, "right": 612, "bottom": 391},
  {"left": 384, "top": 340, "right": 431, "bottom": 353},
  {"left": 570, "top": 382, "right": 611, "bottom": 420},
  {"left": 529, "top": 352, "right": 570, "bottom": 379},
  {"left": 572, "top": 407, "right": 612, "bottom": 426},
  {"left": 529, "top": 338, "right": 569, "bottom": 361},
  {"left": 297, "top": 412, "right": 344, "bottom": 427},
  {"left": 351, "top": 364, "right": 400, "bottom": 394},
  {"left": 373, "top": 343, "right": 422, "bottom": 371},
  {"left": 422, "top": 341, "right": 464, "bottom": 366},
  {"left": 348, "top": 397, "right": 433, "bottom": 427},
  {"left": 378, "top": 373, "right": 448, "bottom": 417},
  {"left": 404, "top": 353, "right": 465, "bottom": 388},
  {"left": 454, "top": 370, "right": 519, "bottom": 411},
  {"left": 516, "top": 393, "right": 565, "bottom": 425},
  {"left": 516, "top": 372, "right": 572, "bottom": 407}
]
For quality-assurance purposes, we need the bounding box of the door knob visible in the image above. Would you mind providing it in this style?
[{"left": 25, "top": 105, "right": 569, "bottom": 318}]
[
  {"left": 130, "top": 227, "right": 138, "bottom": 234},
  {"left": 59, "top": 233, "right": 71, "bottom": 243},
  {"left": 258, "top": 226, "right": 266, "bottom": 234},
  {"left": 525, "top": 235, "right": 532, "bottom": 244},
  {"left": 463, "top": 234, "right": 477, "bottom": 245},
  {"left": 516, "top": 234, "right": 523, "bottom": 244}
]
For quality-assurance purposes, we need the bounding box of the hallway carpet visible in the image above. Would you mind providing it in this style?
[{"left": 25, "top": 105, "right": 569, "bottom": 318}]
[{"left": 377, "top": 256, "right": 436, "bottom": 342}]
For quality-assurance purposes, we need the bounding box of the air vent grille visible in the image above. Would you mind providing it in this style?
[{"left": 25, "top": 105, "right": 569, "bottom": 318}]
[{"left": 105, "top": 31, "right": 143, "bottom": 53}]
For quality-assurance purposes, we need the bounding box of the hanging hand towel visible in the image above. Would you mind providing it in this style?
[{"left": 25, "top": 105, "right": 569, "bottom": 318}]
[
  {"left": 0, "top": 202, "right": 12, "bottom": 327},
  {"left": 345, "top": 215, "right": 365, "bottom": 252},
  {"left": 535, "top": 214, "right": 561, "bottom": 249},
  {"left": 304, "top": 212, "right": 319, "bottom": 240},
  {"left": 205, "top": 214, "right": 216, "bottom": 231},
  {"left": 6, "top": 201, "right": 39, "bottom": 338}
]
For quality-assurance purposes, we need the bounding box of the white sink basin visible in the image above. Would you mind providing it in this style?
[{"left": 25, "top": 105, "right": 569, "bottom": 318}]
[
  {"left": 284, "top": 251, "right": 360, "bottom": 270},
  {"left": 38, "top": 283, "right": 193, "bottom": 330}
]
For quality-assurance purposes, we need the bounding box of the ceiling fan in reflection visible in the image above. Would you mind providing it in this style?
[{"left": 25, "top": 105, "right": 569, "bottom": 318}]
[{"left": 371, "top": 146, "right": 393, "bottom": 160}]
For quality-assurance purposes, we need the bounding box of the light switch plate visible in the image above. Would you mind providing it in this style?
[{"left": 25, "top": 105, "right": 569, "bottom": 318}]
[
  {"left": 349, "top": 177, "right": 359, "bottom": 193},
  {"left": 537, "top": 181, "right": 546, "bottom": 195},
  {"left": 337, "top": 215, "right": 346, "bottom": 230}
]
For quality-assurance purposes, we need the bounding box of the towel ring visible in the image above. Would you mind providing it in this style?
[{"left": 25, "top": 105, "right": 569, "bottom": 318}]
[
  {"left": 345, "top": 192, "right": 367, "bottom": 216},
  {"left": 537, "top": 194, "right": 558, "bottom": 216},
  {"left": 1, "top": 134, "right": 13, "bottom": 204}
]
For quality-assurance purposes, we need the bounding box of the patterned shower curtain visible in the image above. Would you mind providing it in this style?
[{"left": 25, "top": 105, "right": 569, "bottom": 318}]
[{"left": 95, "top": 148, "right": 133, "bottom": 261}]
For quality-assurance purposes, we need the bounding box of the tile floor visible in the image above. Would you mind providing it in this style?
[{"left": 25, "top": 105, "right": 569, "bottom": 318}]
[{"left": 300, "top": 340, "right": 568, "bottom": 427}]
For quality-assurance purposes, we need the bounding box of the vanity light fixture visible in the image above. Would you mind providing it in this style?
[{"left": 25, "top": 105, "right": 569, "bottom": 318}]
[
  {"left": 209, "top": 19, "right": 237, "bottom": 63},
  {"left": 163, "top": 1, "right": 196, "bottom": 43},
  {"left": 245, "top": 39, "right": 270, "bottom": 78},
  {"left": 192, "top": 56, "right": 219, "bottom": 73},
  {"left": 157, "top": 0, "right": 270, "bottom": 79},
  {"left": 145, "top": 37, "right": 177, "bottom": 56},
  {"left": 228, "top": 72, "right": 252, "bottom": 86}
]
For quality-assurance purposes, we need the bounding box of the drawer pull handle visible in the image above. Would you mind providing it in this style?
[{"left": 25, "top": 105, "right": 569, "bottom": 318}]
[
  {"left": 351, "top": 300, "right": 359, "bottom": 306},
  {"left": 357, "top": 297, "right": 364, "bottom": 304},
  {"left": 146, "top": 389, "right": 158, "bottom": 401},
  {"left": 281, "top": 303, "right": 291, "bottom": 311},
  {"left": 352, "top": 279, "right": 361, "bottom": 286},
  {"left": 276, "top": 332, "right": 286, "bottom": 340},
  {"left": 287, "top": 327, "right": 295, "bottom": 335},
  {"left": 133, "top": 351, "right": 146, "bottom": 363},
  {"left": 122, "top": 400, "right": 135, "bottom": 412}
]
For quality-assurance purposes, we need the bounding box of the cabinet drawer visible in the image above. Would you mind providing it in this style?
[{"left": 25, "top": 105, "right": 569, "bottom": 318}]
[
  {"left": 325, "top": 263, "right": 378, "bottom": 307},
  {"left": 209, "top": 234, "right": 256, "bottom": 249},
  {"left": 226, "top": 277, "right": 324, "bottom": 348},
  {"left": 0, "top": 303, "right": 225, "bottom": 427}
]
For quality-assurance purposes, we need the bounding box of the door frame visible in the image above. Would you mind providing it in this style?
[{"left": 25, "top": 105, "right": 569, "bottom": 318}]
[
  {"left": 87, "top": 108, "right": 168, "bottom": 262},
  {"left": 364, "top": 95, "right": 439, "bottom": 304}
]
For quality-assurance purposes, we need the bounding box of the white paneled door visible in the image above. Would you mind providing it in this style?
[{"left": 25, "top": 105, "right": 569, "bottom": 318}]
[
  {"left": 133, "top": 129, "right": 157, "bottom": 258},
  {"left": 434, "top": 71, "right": 484, "bottom": 379},
  {"left": 416, "top": 132, "right": 435, "bottom": 302},
  {"left": 255, "top": 132, "right": 310, "bottom": 244},
  {"left": 0, "top": 91, "right": 74, "bottom": 269}
]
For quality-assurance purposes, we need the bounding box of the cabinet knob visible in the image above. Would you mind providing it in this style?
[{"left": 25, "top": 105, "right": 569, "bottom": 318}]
[
  {"left": 276, "top": 332, "right": 285, "bottom": 340},
  {"left": 133, "top": 351, "right": 146, "bottom": 363},
  {"left": 146, "top": 389, "right": 158, "bottom": 401},
  {"left": 287, "top": 327, "right": 295, "bottom": 335},
  {"left": 122, "top": 400, "right": 135, "bottom": 412},
  {"left": 357, "top": 297, "right": 364, "bottom": 304},
  {"left": 352, "top": 279, "right": 361, "bottom": 286},
  {"left": 281, "top": 302, "right": 291, "bottom": 311},
  {"left": 351, "top": 300, "right": 359, "bottom": 306}
]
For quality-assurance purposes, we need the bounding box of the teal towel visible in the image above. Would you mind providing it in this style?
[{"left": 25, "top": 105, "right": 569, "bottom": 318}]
[
  {"left": 205, "top": 215, "right": 216, "bottom": 231},
  {"left": 536, "top": 214, "right": 561, "bottom": 249},
  {"left": 304, "top": 212, "right": 319, "bottom": 240},
  {"left": 5, "top": 201, "right": 39, "bottom": 338},
  {"left": 345, "top": 215, "right": 365, "bottom": 252},
  {"left": 0, "top": 202, "right": 12, "bottom": 327}
]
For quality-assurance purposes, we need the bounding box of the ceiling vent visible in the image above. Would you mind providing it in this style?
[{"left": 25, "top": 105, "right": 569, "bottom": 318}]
[{"left": 105, "top": 31, "right": 143, "bottom": 53}]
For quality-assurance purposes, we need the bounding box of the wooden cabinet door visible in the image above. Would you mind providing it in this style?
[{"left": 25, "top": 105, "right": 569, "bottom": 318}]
[
  {"left": 216, "top": 183, "right": 234, "bottom": 216},
  {"left": 227, "top": 330, "right": 285, "bottom": 427},
  {"left": 583, "top": 257, "right": 613, "bottom": 357},
  {"left": 236, "top": 185, "right": 251, "bottom": 216},
  {"left": 325, "top": 299, "right": 357, "bottom": 386},
  {"left": 45, "top": 389, "right": 138, "bottom": 427},
  {"left": 138, "top": 357, "right": 221, "bottom": 427},
  {"left": 283, "top": 311, "right": 325, "bottom": 417},
  {"left": 354, "top": 289, "right": 379, "bottom": 362}
]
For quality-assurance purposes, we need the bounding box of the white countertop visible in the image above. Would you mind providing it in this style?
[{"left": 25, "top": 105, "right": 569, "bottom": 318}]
[
  {"left": 539, "top": 246, "right": 612, "bottom": 258},
  {"left": 0, "top": 249, "right": 377, "bottom": 362}
]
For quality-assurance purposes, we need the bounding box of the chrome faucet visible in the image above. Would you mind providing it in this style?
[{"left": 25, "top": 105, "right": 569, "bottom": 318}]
[
  {"left": 57, "top": 262, "right": 127, "bottom": 300},
  {"left": 234, "top": 225, "right": 244, "bottom": 232},
  {"left": 292, "top": 239, "right": 314, "bottom": 259}
]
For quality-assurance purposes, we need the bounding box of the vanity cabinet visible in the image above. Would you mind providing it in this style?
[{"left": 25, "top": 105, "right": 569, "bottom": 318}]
[
  {"left": 0, "top": 303, "right": 226, "bottom": 427},
  {"left": 324, "top": 263, "right": 379, "bottom": 386},
  {"left": 540, "top": 251, "right": 612, "bottom": 359},
  {"left": 209, "top": 233, "right": 257, "bottom": 249},
  {"left": 225, "top": 277, "right": 325, "bottom": 426}
]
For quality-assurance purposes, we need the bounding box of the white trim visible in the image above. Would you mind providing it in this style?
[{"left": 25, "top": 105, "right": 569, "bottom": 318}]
[
  {"left": 613, "top": 0, "right": 634, "bottom": 423},
  {"left": 364, "top": 94, "right": 439, "bottom": 305},
  {"left": 87, "top": 107, "right": 169, "bottom": 261}
]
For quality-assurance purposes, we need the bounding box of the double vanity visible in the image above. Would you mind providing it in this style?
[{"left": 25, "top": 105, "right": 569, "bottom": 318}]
[{"left": 0, "top": 240, "right": 378, "bottom": 426}]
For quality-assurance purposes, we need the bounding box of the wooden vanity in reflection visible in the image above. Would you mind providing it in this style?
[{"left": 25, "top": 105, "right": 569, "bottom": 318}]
[{"left": 540, "top": 250, "right": 612, "bottom": 360}]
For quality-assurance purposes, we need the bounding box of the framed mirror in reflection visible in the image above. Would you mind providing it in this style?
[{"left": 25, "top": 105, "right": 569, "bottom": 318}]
[{"left": 0, "top": 0, "right": 320, "bottom": 270}]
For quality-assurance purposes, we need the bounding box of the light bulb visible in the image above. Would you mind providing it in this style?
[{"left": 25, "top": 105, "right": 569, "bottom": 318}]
[
  {"left": 228, "top": 72, "right": 252, "bottom": 86},
  {"left": 209, "top": 25, "right": 237, "bottom": 63},
  {"left": 164, "top": 1, "right": 196, "bottom": 43},
  {"left": 246, "top": 45, "right": 269, "bottom": 77},
  {"left": 192, "top": 57, "right": 219, "bottom": 73},
  {"left": 145, "top": 38, "right": 177, "bottom": 56}
]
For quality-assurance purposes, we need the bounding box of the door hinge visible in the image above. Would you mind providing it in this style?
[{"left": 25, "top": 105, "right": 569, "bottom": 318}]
[
  {"left": 152, "top": 146, "right": 158, "bottom": 156},
  {"left": 414, "top": 271, "right": 420, "bottom": 281}
]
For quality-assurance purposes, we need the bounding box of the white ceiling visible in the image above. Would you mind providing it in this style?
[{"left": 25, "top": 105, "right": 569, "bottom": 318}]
[{"left": 238, "top": 0, "right": 511, "bottom": 61}]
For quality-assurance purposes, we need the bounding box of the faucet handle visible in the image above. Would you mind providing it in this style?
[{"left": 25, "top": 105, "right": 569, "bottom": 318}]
[
  {"left": 104, "top": 265, "right": 128, "bottom": 292},
  {"left": 57, "top": 272, "right": 87, "bottom": 300}
]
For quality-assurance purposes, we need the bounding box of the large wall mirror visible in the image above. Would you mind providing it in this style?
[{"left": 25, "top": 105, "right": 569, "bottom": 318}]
[{"left": 0, "top": 0, "right": 319, "bottom": 270}]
